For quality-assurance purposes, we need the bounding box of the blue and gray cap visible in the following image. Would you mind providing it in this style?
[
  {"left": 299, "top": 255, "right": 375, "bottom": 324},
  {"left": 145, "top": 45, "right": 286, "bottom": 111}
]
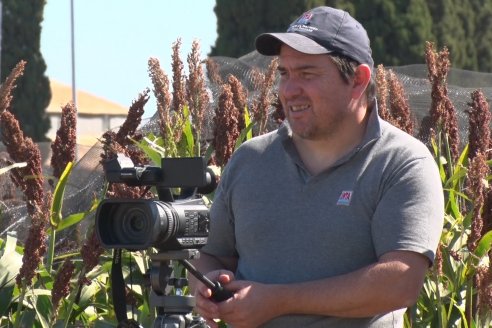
[{"left": 255, "top": 6, "right": 374, "bottom": 71}]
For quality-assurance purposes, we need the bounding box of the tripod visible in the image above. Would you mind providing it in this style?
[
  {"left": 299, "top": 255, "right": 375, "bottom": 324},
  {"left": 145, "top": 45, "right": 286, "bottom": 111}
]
[{"left": 149, "top": 249, "right": 208, "bottom": 328}]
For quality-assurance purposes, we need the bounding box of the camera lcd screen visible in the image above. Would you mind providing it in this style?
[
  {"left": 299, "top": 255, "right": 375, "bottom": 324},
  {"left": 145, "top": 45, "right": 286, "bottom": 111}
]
[{"left": 161, "top": 157, "right": 207, "bottom": 187}]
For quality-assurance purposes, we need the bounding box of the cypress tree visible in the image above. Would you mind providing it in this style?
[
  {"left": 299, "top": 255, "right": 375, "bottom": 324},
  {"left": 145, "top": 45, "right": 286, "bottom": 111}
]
[
  {"left": 428, "top": 0, "right": 478, "bottom": 71},
  {"left": 211, "top": 0, "right": 492, "bottom": 72},
  {"left": 210, "top": 0, "right": 324, "bottom": 58},
  {"left": 1, "top": 0, "right": 51, "bottom": 141},
  {"left": 326, "top": 0, "right": 433, "bottom": 67},
  {"left": 470, "top": 0, "right": 492, "bottom": 72}
]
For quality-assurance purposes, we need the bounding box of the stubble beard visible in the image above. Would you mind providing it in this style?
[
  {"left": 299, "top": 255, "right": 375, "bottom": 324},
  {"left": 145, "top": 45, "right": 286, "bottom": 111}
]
[{"left": 288, "top": 112, "right": 346, "bottom": 141}]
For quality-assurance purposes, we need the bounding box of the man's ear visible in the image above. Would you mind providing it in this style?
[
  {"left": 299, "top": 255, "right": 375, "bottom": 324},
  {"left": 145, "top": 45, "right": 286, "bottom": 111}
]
[{"left": 352, "top": 64, "right": 371, "bottom": 99}]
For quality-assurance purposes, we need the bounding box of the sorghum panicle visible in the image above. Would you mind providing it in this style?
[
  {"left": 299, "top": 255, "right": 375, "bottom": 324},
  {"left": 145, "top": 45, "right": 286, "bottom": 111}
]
[
  {"left": 206, "top": 58, "right": 223, "bottom": 85},
  {"left": 51, "top": 259, "right": 75, "bottom": 319},
  {"left": 0, "top": 60, "right": 44, "bottom": 214},
  {"left": 148, "top": 57, "right": 172, "bottom": 140},
  {"left": 172, "top": 38, "right": 186, "bottom": 113},
  {"left": 1, "top": 110, "right": 44, "bottom": 215},
  {"left": 101, "top": 91, "right": 153, "bottom": 201},
  {"left": 115, "top": 89, "right": 149, "bottom": 146},
  {"left": 466, "top": 152, "right": 488, "bottom": 252},
  {"left": 271, "top": 93, "right": 285, "bottom": 126},
  {"left": 434, "top": 243, "right": 443, "bottom": 276},
  {"left": 186, "top": 40, "right": 209, "bottom": 146},
  {"left": 213, "top": 84, "right": 240, "bottom": 167},
  {"left": 388, "top": 70, "right": 414, "bottom": 135},
  {"left": 251, "top": 58, "right": 278, "bottom": 135},
  {"left": 16, "top": 193, "right": 52, "bottom": 287},
  {"left": 423, "top": 42, "right": 460, "bottom": 161},
  {"left": 16, "top": 216, "right": 47, "bottom": 286},
  {"left": 444, "top": 96, "right": 460, "bottom": 162},
  {"left": 0, "top": 60, "right": 26, "bottom": 113},
  {"left": 79, "top": 229, "right": 104, "bottom": 284},
  {"left": 475, "top": 266, "right": 492, "bottom": 315},
  {"left": 50, "top": 102, "right": 77, "bottom": 181},
  {"left": 227, "top": 75, "right": 247, "bottom": 132},
  {"left": 423, "top": 42, "right": 446, "bottom": 136},
  {"left": 375, "top": 64, "right": 391, "bottom": 122},
  {"left": 466, "top": 89, "right": 491, "bottom": 160}
]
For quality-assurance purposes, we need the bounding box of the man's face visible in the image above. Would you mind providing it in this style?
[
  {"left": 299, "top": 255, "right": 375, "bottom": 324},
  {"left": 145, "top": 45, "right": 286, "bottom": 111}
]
[{"left": 277, "top": 45, "right": 357, "bottom": 141}]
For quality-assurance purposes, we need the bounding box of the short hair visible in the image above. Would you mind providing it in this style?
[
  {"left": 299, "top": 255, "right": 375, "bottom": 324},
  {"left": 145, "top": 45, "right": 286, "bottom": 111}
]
[{"left": 328, "top": 53, "right": 376, "bottom": 109}]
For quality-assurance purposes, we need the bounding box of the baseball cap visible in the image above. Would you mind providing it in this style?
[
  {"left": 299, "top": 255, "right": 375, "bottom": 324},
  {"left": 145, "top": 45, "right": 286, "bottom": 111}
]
[{"left": 255, "top": 6, "right": 374, "bottom": 70}]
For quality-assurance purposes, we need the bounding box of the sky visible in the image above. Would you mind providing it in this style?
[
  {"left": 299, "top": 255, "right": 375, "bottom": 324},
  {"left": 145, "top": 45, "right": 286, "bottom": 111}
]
[{"left": 40, "top": 0, "right": 218, "bottom": 118}]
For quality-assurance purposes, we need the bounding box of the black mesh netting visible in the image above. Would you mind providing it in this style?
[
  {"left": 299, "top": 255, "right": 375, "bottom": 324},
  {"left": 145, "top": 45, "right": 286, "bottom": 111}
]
[{"left": 1, "top": 50, "right": 492, "bottom": 246}]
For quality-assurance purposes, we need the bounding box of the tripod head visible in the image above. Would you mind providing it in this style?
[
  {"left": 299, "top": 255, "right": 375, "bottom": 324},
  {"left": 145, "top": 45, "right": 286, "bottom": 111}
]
[{"left": 149, "top": 249, "right": 207, "bottom": 328}]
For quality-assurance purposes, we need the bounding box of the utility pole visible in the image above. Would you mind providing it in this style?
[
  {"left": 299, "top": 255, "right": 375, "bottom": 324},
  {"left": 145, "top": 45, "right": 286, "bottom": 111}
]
[{"left": 70, "top": 0, "right": 76, "bottom": 106}]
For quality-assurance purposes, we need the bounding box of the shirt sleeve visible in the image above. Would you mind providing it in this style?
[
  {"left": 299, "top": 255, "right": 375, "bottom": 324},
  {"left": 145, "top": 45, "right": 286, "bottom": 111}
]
[
  {"left": 200, "top": 167, "right": 238, "bottom": 258},
  {"left": 371, "top": 155, "right": 444, "bottom": 263}
]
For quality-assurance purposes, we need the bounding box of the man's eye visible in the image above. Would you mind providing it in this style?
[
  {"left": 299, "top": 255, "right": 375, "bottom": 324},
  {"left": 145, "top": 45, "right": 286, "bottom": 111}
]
[{"left": 302, "top": 72, "right": 314, "bottom": 79}]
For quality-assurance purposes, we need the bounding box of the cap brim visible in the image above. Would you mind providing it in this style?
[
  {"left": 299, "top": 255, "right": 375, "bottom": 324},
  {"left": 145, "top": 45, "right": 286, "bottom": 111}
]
[{"left": 255, "top": 33, "right": 331, "bottom": 56}]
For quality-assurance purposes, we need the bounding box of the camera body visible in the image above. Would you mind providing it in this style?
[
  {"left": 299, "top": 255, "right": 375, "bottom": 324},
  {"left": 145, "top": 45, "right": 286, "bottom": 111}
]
[{"left": 95, "top": 155, "right": 216, "bottom": 251}]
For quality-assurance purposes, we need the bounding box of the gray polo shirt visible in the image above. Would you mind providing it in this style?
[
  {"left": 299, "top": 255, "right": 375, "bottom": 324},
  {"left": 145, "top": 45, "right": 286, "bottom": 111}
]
[{"left": 202, "top": 108, "right": 444, "bottom": 327}]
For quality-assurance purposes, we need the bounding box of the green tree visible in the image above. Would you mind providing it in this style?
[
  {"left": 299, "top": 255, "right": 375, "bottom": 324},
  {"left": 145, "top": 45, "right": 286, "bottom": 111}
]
[
  {"left": 211, "top": 0, "right": 325, "bottom": 57},
  {"left": 212, "top": 0, "right": 492, "bottom": 72},
  {"left": 428, "top": 0, "right": 478, "bottom": 71},
  {"left": 326, "top": 0, "right": 434, "bottom": 67},
  {"left": 469, "top": 0, "right": 492, "bottom": 72},
  {"left": 1, "top": 0, "right": 51, "bottom": 141}
]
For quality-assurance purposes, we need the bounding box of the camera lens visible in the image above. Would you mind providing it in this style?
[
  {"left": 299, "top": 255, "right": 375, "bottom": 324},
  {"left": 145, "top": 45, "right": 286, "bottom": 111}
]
[
  {"left": 114, "top": 204, "right": 153, "bottom": 245},
  {"left": 130, "top": 214, "right": 145, "bottom": 231}
]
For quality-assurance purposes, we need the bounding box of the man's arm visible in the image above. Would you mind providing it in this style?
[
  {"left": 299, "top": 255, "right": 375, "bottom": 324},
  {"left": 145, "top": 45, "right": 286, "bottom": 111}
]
[
  {"left": 275, "top": 250, "right": 428, "bottom": 317},
  {"left": 215, "top": 250, "right": 429, "bottom": 327}
]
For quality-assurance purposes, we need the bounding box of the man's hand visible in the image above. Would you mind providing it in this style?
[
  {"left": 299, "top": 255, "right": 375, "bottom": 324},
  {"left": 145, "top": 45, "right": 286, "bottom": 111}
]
[
  {"left": 215, "top": 280, "right": 281, "bottom": 328},
  {"left": 194, "top": 270, "right": 235, "bottom": 328}
]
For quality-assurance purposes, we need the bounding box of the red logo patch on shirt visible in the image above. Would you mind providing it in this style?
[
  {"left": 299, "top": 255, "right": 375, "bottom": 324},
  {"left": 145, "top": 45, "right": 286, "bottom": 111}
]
[{"left": 337, "top": 191, "right": 353, "bottom": 206}]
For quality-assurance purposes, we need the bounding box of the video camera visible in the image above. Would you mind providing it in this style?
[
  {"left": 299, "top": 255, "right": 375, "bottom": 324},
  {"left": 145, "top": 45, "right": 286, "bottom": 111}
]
[
  {"left": 95, "top": 154, "right": 217, "bottom": 251},
  {"left": 95, "top": 154, "right": 231, "bottom": 327}
]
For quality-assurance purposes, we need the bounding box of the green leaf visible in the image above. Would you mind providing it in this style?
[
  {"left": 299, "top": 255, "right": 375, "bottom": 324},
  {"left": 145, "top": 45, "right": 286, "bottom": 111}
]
[
  {"left": 0, "top": 236, "right": 22, "bottom": 317},
  {"left": 234, "top": 121, "right": 255, "bottom": 151},
  {"left": 133, "top": 134, "right": 165, "bottom": 165},
  {"left": 50, "top": 162, "right": 74, "bottom": 228},
  {"left": 181, "top": 105, "right": 195, "bottom": 156},
  {"left": 55, "top": 210, "right": 93, "bottom": 232},
  {"left": 443, "top": 164, "right": 467, "bottom": 189},
  {"left": 244, "top": 106, "right": 252, "bottom": 140},
  {"left": 3, "top": 233, "right": 18, "bottom": 255},
  {"left": 474, "top": 230, "right": 492, "bottom": 260},
  {"left": 33, "top": 294, "right": 52, "bottom": 328}
]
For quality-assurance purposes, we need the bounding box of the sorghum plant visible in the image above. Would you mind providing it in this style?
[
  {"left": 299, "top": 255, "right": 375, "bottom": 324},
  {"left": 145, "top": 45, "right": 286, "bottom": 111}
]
[
  {"left": 186, "top": 40, "right": 210, "bottom": 156},
  {"left": 212, "top": 83, "right": 240, "bottom": 167},
  {"left": 375, "top": 64, "right": 414, "bottom": 135},
  {"left": 250, "top": 58, "right": 278, "bottom": 136}
]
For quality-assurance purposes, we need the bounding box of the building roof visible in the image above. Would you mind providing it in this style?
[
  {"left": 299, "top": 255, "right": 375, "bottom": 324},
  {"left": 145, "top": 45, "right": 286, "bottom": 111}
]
[{"left": 46, "top": 79, "right": 129, "bottom": 116}]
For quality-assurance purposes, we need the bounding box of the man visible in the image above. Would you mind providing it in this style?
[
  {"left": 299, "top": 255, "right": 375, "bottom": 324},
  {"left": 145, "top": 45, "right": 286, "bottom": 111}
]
[{"left": 192, "top": 6, "right": 444, "bottom": 328}]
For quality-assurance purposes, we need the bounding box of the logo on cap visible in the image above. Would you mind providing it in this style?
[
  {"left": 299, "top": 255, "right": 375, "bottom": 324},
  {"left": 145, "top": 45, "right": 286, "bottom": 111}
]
[
  {"left": 288, "top": 11, "right": 318, "bottom": 33},
  {"left": 297, "top": 12, "right": 313, "bottom": 25}
]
